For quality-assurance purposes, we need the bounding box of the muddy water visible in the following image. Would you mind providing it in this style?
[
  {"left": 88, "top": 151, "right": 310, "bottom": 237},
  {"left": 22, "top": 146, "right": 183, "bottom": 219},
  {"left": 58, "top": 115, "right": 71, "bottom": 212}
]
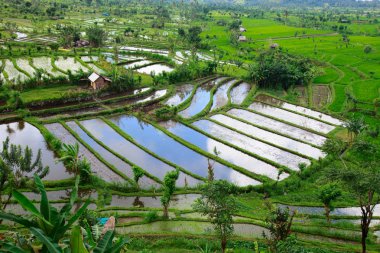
[
  {"left": 193, "top": 120, "right": 310, "bottom": 171},
  {"left": 110, "top": 194, "right": 199, "bottom": 209},
  {"left": 109, "top": 115, "right": 243, "bottom": 183},
  {"left": 0, "top": 122, "right": 70, "bottom": 180},
  {"left": 179, "top": 77, "right": 226, "bottom": 118},
  {"left": 160, "top": 120, "right": 276, "bottom": 183},
  {"left": 230, "top": 82, "right": 251, "bottom": 104},
  {"left": 228, "top": 109, "right": 327, "bottom": 146},
  {"left": 45, "top": 123, "right": 123, "bottom": 182},
  {"left": 211, "top": 115, "right": 324, "bottom": 160},
  {"left": 249, "top": 102, "right": 335, "bottom": 134},
  {"left": 66, "top": 121, "right": 159, "bottom": 189},
  {"left": 80, "top": 119, "right": 199, "bottom": 187},
  {"left": 255, "top": 94, "right": 342, "bottom": 126},
  {"left": 136, "top": 64, "right": 174, "bottom": 75},
  {"left": 210, "top": 79, "right": 236, "bottom": 111},
  {"left": 165, "top": 84, "right": 194, "bottom": 107}
]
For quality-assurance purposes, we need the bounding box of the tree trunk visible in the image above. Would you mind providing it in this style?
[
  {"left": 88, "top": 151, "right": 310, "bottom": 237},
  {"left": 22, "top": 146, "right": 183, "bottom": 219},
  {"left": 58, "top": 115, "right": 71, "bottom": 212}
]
[
  {"left": 221, "top": 238, "right": 227, "bottom": 253},
  {"left": 163, "top": 204, "right": 169, "bottom": 219},
  {"left": 324, "top": 204, "right": 331, "bottom": 224}
]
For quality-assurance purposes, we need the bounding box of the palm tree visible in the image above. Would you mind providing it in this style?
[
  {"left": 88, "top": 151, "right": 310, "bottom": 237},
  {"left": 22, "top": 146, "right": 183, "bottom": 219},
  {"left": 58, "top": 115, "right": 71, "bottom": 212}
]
[
  {"left": 59, "top": 143, "right": 81, "bottom": 174},
  {"left": 343, "top": 117, "right": 367, "bottom": 143}
]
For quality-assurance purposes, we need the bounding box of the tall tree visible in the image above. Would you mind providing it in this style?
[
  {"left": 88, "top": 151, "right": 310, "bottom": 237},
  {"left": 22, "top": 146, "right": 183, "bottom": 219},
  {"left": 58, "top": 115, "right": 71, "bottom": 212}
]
[
  {"left": 318, "top": 183, "right": 342, "bottom": 223},
  {"left": 326, "top": 162, "right": 380, "bottom": 253},
  {"left": 59, "top": 26, "right": 80, "bottom": 48},
  {"left": 161, "top": 169, "right": 179, "bottom": 219},
  {"left": 193, "top": 180, "right": 239, "bottom": 253},
  {"left": 86, "top": 26, "right": 107, "bottom": 48}
]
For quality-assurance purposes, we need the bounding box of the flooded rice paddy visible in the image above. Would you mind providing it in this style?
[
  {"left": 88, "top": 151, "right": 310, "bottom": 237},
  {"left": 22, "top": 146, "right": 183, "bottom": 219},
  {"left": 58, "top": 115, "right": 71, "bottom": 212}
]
[
  {"left": 227, "top": 109, "right": 327, "bottom": 146},
  {"left": 255, "top": 94, "right": 343, "bottom": 126},
  {"left": 79, "top": 118, "right": 199, "bottom": 187},
  {"left": 210, "top": 79, "right": 236, "bottom": 111},
  {"left": 136, "top": 64, "right": 174, "bottom": 75},
  {"left": 193, "top": 120, "right": 310, "bottom": 170},
  {"left": 110, "top": 194, "right": 199, "bottom": 209},
  {"left": 179, "top": 77, "right": 226, "bottom": 118},
  {"left": 210, "top": 114, "right": 324, "bottom": 159},
  {"left": 165, "top": 84, "right": 194, "bottom": 107},
  {"left": 45, "top": 123, "right": 123, "bottom": 182},
  {"left": 0, "top": 122, "right": 69, "bottom": 180},
  {"left": 249, "top": 102, "right": 335, "bottom": 134},
  {"left": 66, "top": 121, "right": 157, "bottom": 189},
  {"left": 109, "top": 115, "right": 254, "bottom": 185},
  {"left": 230, "top": 82, "right": 251, "bottom": 104},
  {"left": 160, "top": 120, "right": 283, "bottom": 182}
]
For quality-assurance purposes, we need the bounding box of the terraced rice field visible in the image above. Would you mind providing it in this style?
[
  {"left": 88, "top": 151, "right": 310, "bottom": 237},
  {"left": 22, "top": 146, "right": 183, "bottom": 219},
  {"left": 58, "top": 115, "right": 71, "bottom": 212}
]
[
  {"left": 3, "top": 59, "right": 28, "bottom": 83},
  {"left": 54, "top": 57, "right": 89, "bottom": 73},
  {"left": 16, "top": 59, "right": 35, "bottom": 77},
  {"left": 32, "top": 57, "right": 65, "bottom": 77},
  {"left": 135, "top": 64, "right": 174, "bottom": 75},
  {"left": 1, "top": 76, "right": 342, "bottom": 189}
]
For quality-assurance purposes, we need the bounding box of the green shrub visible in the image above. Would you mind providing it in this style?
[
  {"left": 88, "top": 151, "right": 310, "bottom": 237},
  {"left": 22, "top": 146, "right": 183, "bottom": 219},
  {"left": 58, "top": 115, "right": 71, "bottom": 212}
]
[{"left": 144, "top": 211, "right": 159, "bottom": 223}]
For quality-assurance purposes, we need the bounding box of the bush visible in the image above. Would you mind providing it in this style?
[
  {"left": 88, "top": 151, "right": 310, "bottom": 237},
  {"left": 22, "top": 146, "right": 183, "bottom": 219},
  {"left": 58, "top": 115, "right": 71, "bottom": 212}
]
[{"left": 144, "top": 211, "right": 159, "bottom": 223}]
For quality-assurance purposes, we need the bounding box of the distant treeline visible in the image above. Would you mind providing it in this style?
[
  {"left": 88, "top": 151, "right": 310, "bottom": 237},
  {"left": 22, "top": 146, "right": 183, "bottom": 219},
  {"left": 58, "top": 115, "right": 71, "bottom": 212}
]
[{"left": 201, "top": 0, "right": 380, "bottom": 8}]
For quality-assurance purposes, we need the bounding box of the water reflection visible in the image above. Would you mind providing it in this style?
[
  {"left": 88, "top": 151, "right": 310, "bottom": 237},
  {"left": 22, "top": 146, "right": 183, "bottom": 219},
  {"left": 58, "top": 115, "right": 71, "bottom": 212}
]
[
  {"left": 109, "top": 115, "right": 237, "bottom": 181},
  {"left": 249, "top": 102, "right": 335, "bottom": 134},
  {"left": 160, "top": 120, "right": 264, "bottom": 185},
  {"left": 211, "top": 79, "right": 236, "bottom": 111},
  {"left": 66, "top": 121, "right": 157, "bottom": 189},
  {"left": 230, "top": 82, "right": 251, "bottom": 104},
  {"left": 211, "top": 114, "right": 324, "bottom": 160},
  {"left": 179, "top": 77, "right": 226, "bottom": 118},
  {"left": 228, "top": 109, "right": 327, "bottom": 146},
  {"left": 165, "top": 84, "right": 194, "bottom": 107},
  {"left": 80, "top": 119, "right": 199, "bottom": 187},
  {"left": 193, "top": 120, "right": 310, "bottom": 171},
  {"left": 0, "top": 122, "right": 69, "bottom": 180},
  {"left": 255, "top": 94, "right": 343, "bottom": 126}
]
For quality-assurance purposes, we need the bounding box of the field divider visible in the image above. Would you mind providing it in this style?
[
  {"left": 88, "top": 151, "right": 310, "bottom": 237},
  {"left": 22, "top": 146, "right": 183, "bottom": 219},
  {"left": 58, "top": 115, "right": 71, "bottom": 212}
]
[
  {"left": 0, "top": 59, "right": 9, "bottom": 81},
  {"left": 188, "top": 77, "right": 233, "bottom": 121},
  {"left": 51, "top": 56, "right": 68, "bottom": 75},
  {"left": 179, "top": 120, "right": 294, "bottom": 175},
  {"left": 236, "top": 105, "right": 330, "bottom": 138},
  {"left": 60, "top": 121, "right": 137, "bottom": 186},
  {"left": 102, "top": 117, "right": 206, "bottom": 183},
  {"left": 221, "top": 111, "right": 321, "bottom": 148},
  {"left": 253, "top": 91, "right": 343, "bottom": 125},
  {"left": 74, "top": 119, "right": 163, "bottom": 185},
  {"left": 209, "top": 79, "right": 243, "bottom": 115},
  {"left": 206, "top": 117, "right": 314, "bottom": 160},
  {"left": 147, "top": 119, "right": 271, "bottom": 184},
  {"left": 12, "top": 58, "right": 31, "bottom": 78}
]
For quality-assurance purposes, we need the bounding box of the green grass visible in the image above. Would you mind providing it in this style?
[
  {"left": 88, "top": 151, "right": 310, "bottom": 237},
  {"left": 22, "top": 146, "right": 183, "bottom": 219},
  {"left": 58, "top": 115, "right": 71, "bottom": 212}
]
[
  {"left": 20, "top": 85, "right": 81, "bottom": 103},
  {"left": 329, "top": 84, "right": 347, "bottom": 112},
  {"left": 351, "top": 79, "right": 380, "bottom": 102},
  {"left": 313, "top": 67, "right": 340, "bottom": 84}
]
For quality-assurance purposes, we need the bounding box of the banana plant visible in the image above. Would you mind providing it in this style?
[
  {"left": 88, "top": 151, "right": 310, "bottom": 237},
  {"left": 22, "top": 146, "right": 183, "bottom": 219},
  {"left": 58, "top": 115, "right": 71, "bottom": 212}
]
[
  {"left": 0, "top": 175, "right": 128, "bottom": 253},
  {"left": 0, "top": 175, "right": 90, "bottom": 252}
]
